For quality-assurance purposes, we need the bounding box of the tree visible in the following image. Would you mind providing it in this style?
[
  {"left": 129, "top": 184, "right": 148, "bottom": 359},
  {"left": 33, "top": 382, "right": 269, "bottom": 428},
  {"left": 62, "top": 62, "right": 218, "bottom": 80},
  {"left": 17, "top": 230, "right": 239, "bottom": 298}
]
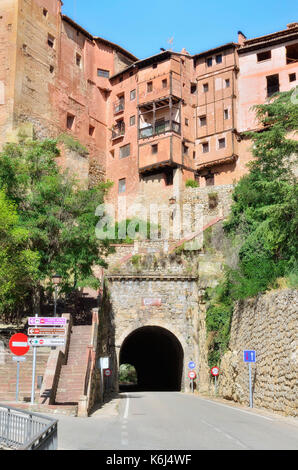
[
  {"left": 0, "top": 189, "right": 39, "bottom": 321},
  {"left": 0, "top": 139, "right": 112, "bottom": 317}
]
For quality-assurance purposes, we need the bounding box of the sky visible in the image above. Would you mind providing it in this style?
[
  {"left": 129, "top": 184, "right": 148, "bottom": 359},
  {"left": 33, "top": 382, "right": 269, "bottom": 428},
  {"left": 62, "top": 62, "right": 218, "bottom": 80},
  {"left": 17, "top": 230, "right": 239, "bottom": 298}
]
[{"left": 61, "top": 0, "right": 298, "bottom": 59}]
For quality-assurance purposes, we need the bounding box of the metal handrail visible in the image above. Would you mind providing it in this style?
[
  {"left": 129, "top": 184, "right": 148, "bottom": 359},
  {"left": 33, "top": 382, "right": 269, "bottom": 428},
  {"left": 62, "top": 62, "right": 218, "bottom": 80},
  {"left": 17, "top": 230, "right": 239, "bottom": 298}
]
[
  {"left": 139, "top": 120, "right": 181, "bottom": 139},
  {"left": 0, "top": 404, "right": 58, "bottom": 450}
]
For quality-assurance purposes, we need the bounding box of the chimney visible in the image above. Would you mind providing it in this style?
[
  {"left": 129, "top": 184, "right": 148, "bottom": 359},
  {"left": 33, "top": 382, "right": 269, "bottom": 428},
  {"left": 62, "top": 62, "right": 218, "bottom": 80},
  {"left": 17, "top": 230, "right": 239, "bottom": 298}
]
[
  {"left": 287, "top": 22, "right": 298, "bottom": 29},
  {"left": 238, "top": 30, "right": 247, "bottom": 45}
]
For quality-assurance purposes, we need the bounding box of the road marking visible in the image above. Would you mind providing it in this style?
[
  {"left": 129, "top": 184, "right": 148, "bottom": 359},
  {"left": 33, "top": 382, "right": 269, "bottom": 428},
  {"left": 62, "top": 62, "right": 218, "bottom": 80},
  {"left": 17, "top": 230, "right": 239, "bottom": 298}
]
[
  {"left": 201, "top": 419, "right": 248, "bottom": 449},
  {"left": 195, "top": 396, "right": 274, "bottom": 421},
  {"left": 123, "top": 393, "right": 130, "bottom": 420}
]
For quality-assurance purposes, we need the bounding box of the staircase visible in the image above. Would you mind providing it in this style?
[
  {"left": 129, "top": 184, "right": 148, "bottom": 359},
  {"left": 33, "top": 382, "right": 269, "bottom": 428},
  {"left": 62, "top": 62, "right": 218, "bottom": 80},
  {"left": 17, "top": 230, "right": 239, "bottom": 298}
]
[
  {"left": 55, "top": 325, "right": 92, "bottom": 405},
  {"left": 0, "top": 349, "right": 50, "bottom": 402}
]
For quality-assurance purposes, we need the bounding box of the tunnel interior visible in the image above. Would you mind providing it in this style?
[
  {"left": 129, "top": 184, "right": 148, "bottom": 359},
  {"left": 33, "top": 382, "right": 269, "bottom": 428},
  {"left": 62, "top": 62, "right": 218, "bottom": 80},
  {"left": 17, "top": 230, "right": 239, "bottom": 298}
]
[{"left": 119, "top": 326, "right": 184, "bottom": 391}]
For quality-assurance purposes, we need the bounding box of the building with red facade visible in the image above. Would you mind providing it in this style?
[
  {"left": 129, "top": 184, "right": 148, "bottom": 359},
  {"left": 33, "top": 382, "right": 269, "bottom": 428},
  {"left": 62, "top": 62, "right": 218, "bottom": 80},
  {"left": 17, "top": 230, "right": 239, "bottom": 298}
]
[{"left": 1, "top": 0, "right": 297, "bottom": 212}]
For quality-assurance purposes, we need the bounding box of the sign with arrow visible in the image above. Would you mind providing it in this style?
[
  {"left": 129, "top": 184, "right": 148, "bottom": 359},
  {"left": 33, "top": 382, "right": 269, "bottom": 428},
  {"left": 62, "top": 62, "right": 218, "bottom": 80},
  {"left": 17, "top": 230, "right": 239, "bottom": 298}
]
[
  {"left": 28, "top": 338, "right": 65, "bottom": 347},
  {"left": 28, "top": 327, "right": 66, "bottom": 336}
]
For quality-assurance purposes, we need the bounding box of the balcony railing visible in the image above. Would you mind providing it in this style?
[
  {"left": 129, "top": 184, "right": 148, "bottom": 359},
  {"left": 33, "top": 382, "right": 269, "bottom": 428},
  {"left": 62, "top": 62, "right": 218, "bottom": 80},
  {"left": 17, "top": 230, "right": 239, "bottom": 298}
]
[
  {"left": 112, "top": 122, "right": 125, "bottom": 139},
  {"left": 114, "top": 100, "right": 125, "bottom": 114},
  {"left": 139, "top": 120, "right": 180, "bottom": 139}
]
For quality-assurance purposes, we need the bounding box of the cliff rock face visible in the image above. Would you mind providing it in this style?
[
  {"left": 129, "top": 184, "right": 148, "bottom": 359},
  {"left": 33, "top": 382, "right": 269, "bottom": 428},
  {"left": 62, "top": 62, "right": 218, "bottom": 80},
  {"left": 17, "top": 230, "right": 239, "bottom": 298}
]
[{"left": 219, "top": 289, "right": 297, "bottom": 416}]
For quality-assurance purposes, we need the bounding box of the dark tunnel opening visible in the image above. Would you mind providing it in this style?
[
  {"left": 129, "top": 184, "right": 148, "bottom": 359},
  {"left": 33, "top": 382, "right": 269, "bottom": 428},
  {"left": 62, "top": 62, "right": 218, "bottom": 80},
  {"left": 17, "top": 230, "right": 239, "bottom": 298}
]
[{"left": 119, "top": 326, "right": 184, "bottom": 391}]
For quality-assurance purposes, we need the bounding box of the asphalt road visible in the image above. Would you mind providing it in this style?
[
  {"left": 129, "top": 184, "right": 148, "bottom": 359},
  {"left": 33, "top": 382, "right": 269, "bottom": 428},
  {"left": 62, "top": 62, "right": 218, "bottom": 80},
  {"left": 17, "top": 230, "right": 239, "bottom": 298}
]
[{"left": 51, "top": 392, "right": 298, "bottom": 450}]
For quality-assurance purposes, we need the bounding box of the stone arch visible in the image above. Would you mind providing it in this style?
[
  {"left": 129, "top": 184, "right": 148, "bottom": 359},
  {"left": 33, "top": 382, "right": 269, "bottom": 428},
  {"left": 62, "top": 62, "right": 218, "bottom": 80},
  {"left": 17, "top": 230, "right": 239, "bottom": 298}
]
[{"left": 118, "top": 324, "right": 185, "bottom": 391}]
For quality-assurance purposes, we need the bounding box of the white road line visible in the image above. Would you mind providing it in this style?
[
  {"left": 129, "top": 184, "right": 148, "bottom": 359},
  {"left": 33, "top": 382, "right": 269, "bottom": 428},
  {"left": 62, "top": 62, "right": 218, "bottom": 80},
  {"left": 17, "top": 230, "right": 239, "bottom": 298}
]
[
  {"left": 201, "top": 419, "right": 248, "bottom": 449},
  {"left": 195, "top": 396, "right": 274, "bottom": 421},
  {"left": 123, "top": 393, "right": 130, "bottom": 420}
]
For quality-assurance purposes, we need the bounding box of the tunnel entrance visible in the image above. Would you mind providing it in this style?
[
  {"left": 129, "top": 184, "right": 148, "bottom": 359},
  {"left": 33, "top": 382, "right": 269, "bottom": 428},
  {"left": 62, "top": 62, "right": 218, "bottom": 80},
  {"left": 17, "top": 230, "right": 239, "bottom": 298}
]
[{"left": 119, "top": 326, "right": 184, "bottom": 391}]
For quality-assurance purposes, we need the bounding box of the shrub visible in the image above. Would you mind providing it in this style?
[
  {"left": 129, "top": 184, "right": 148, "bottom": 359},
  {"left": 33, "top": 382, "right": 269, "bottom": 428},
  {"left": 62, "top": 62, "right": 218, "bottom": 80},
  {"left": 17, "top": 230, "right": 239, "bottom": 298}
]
[{"left": 185, "top": 179, "right": 199, "bottom": 188}]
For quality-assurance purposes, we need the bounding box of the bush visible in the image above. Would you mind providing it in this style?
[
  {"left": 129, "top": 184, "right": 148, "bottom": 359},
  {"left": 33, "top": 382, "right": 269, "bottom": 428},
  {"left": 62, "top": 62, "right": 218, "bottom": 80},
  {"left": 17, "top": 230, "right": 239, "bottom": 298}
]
[{"left": 185, "top": 179, "right": 199, "bottom": 188}]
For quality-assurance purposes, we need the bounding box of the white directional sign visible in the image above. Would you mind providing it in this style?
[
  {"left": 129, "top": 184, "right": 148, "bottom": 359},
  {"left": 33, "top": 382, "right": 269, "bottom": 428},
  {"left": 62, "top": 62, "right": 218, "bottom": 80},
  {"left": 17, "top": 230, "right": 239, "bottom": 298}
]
[
  {"left": 28, "top": 317, "right": 66, "bottom": 326},
  {"left": 28, "top": 337, "right": 65, "bottom": 347},
  {"left": 28, "top": 327, "right": 66, "bottom": 336}
]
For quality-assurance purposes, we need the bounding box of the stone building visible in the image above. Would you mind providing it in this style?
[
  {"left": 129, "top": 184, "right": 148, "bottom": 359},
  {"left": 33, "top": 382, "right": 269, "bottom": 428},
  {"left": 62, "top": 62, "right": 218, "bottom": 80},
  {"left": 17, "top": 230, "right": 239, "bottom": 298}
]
[{"left": 0, "top": 0, "right": 297, "bottom": 207}]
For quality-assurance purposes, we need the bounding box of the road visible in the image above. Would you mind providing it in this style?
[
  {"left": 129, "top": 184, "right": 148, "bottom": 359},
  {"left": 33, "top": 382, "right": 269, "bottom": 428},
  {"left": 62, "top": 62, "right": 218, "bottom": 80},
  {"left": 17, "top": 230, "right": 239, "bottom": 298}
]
[{"left": 51, "top": 392, "right": 298, "bottom": 450}]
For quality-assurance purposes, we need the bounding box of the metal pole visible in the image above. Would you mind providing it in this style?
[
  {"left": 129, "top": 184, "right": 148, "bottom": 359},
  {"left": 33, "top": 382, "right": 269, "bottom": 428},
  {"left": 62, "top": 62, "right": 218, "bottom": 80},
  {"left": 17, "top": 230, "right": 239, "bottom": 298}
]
[
  {"left": 249, "top": 362, "right": 253, "bottom": 408},
  {"left": 191, "top": 379, "right": 194, "bottom": 393},
  {"left": 215, "top": 375, "right": 217, "bottom": 396},
  {"left": 54, "top": 286, "right": 57, "bottom": 317},
  {"left": 31, "top": 314, "right": 38, "bottom": 405},
  {"left": 16, "top": 360, "right": 20, "bottom": 402}
]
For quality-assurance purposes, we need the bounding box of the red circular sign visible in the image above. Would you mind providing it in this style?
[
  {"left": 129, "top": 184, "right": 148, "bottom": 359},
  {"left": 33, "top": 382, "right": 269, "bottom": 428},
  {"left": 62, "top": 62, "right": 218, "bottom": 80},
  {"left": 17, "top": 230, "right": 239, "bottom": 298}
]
[
  {"left": 188, "top": 371, "right": 196, "bottom": 379},
  {"left": 211, "top": 366, "right": 220, "bottom": 376},
  {"left": 104, "top": 368, "right": 111, "bottom": 377},
  {"left": 9, "top": 333, "right": 30, "bottom": 356}
]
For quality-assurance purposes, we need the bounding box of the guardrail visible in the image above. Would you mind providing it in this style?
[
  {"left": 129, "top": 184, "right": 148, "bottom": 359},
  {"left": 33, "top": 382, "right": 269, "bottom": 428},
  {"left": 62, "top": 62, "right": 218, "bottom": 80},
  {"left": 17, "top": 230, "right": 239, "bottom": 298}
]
[{"left": 0, "top": 404, "right": 58, "bottom": 450}]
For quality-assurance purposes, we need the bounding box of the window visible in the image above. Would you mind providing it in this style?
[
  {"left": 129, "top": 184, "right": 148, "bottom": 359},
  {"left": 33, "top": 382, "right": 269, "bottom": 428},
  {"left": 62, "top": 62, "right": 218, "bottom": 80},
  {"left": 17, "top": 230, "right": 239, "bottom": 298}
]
[
  {"left": 257, "top": 50, "right": 271, "bottom": 62},
  {"left": 202, "top": 142, "right": 209, "bottom": 153},
  {"left": 185, "top": 118, "right": 189, "bottom": 126},
  {"left": 289, "top": 73, "right": 296, "bottom": 82},
  {"left": 224, "top": 109, "right": 229, "bottom": 120},
  {"left": 43, "top": 8, "right": 48, "bottom": 17},
  {"left": 119, "top": 75, "right": 123, "bottom": 82},
  {"left": 110, "top": 149, "right": 115, "bottom": 158},
  {"left": 49, "top": 65, "right": 54, "bottom": 74},
  {"left": 206, "top": 57, "right": 212, "bottom": 67},
  {"left": 203, "top": 83, "right": 209, "bottom": 92},
  {"left": 225, "top": 78, "right": 230, "bottom": 88},
  {"left": 183, "top": 144, "right": 189, "bottom": 155},
  {"left": 130, "top": 115, "right": 135, "bottom": 126},
  {"left": 119, "top": 144, "right": 130, "bottom": 159},
  {"left": 89, "top": 125, "right": 95, "bottom": 137},
  {"left": 205, "top": 174, "right": 214, "bottom": 186},
  {"left": 165, "top": 169, "right": 173, "bottom": 186},
  {"left": 191, "top": 83, "right": 197, "bottom": 94},
  {"left": 76, "top": 53, "right": 81, "bottom": 67},
  {"left": 199, "top": 115, "right": 207, "bottom": 126},
  {"left": 130, "top": 89, "right": 136, "bottom": 100},
  {"left": 193, "top": 151, "right": 196, "bottom": 160},
  {"left": 162, "top": 79, "right": 167, "bottom": 88},
  {"left": 97, "top": 69, "right": 109, "bottom": 78},
  {"left": 218, "top": 138, "right": 226, "bottom": 149},
  {"left": 153, "top": 63, "right": 157, "bottom": 69},
  {"left": 47, "top": 34, "right": 55, "bottom": 48},
  {"left": 66, "top": 113, "right": 75, "bottom": 130},
  {"left": 286, "top": 43, "right": 298, "bottom": 64},
  {"left": 151, "top": 144, "right": 158, "bottom": 154},
  {"left": 118, "top": 178, "right": 126, "bottom": 194},
  {"left": 266, "top": 74, "right": 279, "bottom": 97},
  {"left": 147, "top": 81, "right": 153, "bottom": 92},
  {"left": 216, "top": 54, "right": 222, "bottom": 64}
]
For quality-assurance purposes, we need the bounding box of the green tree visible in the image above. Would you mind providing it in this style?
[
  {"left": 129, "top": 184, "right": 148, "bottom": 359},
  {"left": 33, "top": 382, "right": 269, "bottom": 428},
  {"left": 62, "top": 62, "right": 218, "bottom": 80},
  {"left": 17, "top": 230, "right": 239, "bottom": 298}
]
[
  {"left": 0, "top": 139, "right": 111, "bottom": 316},
  {"left": 0, "top": 190, "right": 39, "bottom": 321}
]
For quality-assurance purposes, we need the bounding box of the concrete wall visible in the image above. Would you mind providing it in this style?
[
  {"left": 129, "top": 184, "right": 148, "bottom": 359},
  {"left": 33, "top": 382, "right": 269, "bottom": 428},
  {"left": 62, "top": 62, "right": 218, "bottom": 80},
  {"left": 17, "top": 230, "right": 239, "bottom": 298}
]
[{"left": 219, "top": 289, "right": 298, "bottom": 416}]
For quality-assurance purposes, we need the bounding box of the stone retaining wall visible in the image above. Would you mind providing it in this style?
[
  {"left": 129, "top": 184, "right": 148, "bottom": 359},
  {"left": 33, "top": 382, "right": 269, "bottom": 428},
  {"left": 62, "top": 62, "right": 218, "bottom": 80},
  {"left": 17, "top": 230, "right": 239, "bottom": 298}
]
[{"left": 218, "top": 289, "right": 297, "bottom": 416}]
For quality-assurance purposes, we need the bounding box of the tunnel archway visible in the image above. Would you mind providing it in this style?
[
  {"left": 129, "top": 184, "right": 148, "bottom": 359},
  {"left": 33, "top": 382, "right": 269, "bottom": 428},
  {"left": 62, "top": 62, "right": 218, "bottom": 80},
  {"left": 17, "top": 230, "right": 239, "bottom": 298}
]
[{"left": 119, "top": 326, "right": 184, "bottom": 391}]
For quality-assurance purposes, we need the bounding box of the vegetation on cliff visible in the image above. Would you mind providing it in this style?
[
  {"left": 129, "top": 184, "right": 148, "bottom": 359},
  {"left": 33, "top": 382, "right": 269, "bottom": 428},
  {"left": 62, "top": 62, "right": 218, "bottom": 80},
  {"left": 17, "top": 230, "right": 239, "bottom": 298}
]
[
  {"left": 0, "top": 139, "right": 111, "bottom": 322},
  {"left": 206, "top": 90, "right": 298, "bottom": 366}
]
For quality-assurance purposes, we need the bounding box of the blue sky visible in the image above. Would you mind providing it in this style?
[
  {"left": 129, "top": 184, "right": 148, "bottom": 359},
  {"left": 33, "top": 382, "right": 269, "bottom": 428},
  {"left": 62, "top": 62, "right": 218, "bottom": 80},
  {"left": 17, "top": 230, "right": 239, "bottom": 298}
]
[{"left": 61, "top": 0, "right": 298, "bottom": 59}]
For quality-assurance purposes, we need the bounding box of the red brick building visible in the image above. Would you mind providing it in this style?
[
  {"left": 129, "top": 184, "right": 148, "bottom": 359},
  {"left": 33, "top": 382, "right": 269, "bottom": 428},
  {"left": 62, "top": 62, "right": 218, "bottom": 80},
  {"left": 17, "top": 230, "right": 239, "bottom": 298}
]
[{"left": 1, "top": 0, "right": 297, "bottom": 208}]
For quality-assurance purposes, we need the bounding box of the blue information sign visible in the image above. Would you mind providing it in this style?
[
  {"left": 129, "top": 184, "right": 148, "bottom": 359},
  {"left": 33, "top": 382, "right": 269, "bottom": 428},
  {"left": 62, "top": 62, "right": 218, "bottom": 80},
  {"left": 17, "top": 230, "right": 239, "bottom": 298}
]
[
  {"left": 188, "top": 361, "right": 196, "bottom": 369},
  {"left": 243, "top": 350, "right": 256, "bottom": 363}
]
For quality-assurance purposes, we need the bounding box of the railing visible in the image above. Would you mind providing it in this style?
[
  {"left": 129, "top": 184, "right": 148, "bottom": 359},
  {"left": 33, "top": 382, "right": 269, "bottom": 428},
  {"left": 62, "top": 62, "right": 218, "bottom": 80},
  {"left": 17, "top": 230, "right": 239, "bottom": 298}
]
[
  {"left": 0, "top": 404, "right": 58, "bottom": 450},
  {"left": 112, "top": 122, "right": 125, "bottom": 139},
  {"left": 114, "top": 100, "right": 125, "bottom": 114},
  {"left": 139, "top": 120, "right": 181, "bottom": 139}
]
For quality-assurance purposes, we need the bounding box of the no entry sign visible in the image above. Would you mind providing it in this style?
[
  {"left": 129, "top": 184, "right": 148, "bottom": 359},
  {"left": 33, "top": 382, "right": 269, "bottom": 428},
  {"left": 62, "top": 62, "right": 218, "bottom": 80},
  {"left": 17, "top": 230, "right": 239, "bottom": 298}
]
[
  {"left": 9, "top": 333, "right": 29, "bottom": 356},
  {"left": 211, "top": 366, "right": 220, "bottom": 377},
  {"left": 104, "top": 368, "right": 111, "bottom": 377}
]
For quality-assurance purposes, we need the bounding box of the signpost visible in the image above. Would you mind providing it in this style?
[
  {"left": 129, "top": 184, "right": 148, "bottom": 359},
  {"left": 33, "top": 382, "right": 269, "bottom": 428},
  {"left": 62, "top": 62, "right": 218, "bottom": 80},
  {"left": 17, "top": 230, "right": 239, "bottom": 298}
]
[
  {"left": 188, "top": 370, "right": 196, "bottom": 393},
  {"left": 211, "top": 366, "right": 220, "bottom": 395},
  {"left": 28, "top": 317, "right": 66, "bottom": 326},
  {"left": 28, "top": 338, "right": 65, "bottom": 347},
  {"left": 28, "top": 327, "right": 66, "bottom": 336},
  {"left": 243, "top": 350, "right": 256, "bottom": 408},
  {"left": 9, "top": 333, "right": 29, "bottom": 402}
]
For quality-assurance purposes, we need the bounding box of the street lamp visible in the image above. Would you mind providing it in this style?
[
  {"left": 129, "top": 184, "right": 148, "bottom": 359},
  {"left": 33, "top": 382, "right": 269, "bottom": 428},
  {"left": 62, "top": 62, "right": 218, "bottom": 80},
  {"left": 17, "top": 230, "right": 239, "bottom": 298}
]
[{"left": 52, "top": 274, "right": 62, "bottom": 317}]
